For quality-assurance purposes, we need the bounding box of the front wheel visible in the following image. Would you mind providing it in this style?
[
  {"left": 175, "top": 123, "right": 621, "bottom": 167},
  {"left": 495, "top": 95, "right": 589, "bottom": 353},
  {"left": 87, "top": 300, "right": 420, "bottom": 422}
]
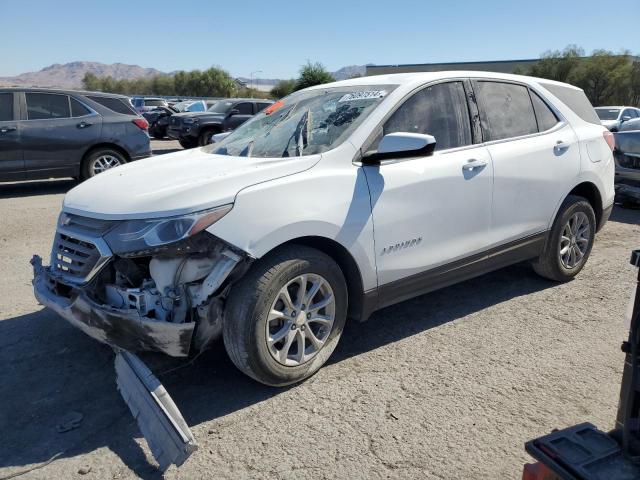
[
  {"left": 223, "top": 245, "right": 348, "bottom": 386},
  {"left": 533, "top": 195, "right": 596, "bottom": 281},
  {"left": 178, "top": 138, "right": 198, "bottom": 149}
]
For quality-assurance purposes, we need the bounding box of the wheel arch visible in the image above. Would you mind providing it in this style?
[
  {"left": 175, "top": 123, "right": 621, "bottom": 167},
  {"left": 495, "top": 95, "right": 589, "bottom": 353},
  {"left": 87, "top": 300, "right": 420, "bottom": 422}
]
[
  {"left": 266, "top": 236, "right": 367, "bottom": 323},
  {"left": 566, "top": 181, "right": 604, "bottom": 231}
]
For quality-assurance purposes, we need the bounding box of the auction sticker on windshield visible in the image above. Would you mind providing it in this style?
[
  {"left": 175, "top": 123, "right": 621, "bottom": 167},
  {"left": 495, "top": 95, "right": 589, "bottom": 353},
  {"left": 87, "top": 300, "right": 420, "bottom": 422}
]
[{"left": 338, "top": 90, "right": 387, "bottom": 102}]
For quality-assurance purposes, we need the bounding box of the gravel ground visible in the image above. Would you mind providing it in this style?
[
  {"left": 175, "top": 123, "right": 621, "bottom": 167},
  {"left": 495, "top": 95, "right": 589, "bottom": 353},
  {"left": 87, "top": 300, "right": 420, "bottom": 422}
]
[{"left": 0, "top": 144, "right": 638, "bottom": 479}]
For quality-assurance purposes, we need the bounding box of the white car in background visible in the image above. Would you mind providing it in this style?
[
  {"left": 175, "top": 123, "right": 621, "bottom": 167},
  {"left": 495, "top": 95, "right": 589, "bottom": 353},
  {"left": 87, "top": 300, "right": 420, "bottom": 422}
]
[
  {"left": 34, "top": 71, "right": 615, "bottom": 386},
  {"left": 595, "top": 106, "right": 640, "bottom": 131}
]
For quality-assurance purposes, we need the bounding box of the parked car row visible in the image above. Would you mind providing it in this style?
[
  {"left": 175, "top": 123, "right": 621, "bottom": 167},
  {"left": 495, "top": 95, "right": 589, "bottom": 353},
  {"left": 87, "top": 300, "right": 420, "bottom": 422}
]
[
  {"left": 613, "top": 117, "right": 640, "bottom": 206},
  {"left": 0, "top": 88, "right": 151, "bottom": 182}
]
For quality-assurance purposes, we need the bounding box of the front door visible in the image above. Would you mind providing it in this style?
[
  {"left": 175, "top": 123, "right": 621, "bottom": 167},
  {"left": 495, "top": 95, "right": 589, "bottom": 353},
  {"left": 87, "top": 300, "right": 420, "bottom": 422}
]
[
  {"left": 363, "top": 80, "right": 494, "bottom": 301},
  {"left": 225, "top": 102, "right": 254, "bottom": 130},
  {"left": 0, "top": 92, "right": 24, "bottom": 181},
  {"left": 20, "top": 92, "right": 100, "bottom": 179}
]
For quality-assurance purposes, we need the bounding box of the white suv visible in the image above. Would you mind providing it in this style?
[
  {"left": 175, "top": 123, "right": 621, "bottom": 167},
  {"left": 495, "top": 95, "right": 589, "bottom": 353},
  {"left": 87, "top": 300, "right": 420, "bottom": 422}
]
[{"left": 33, "top": 71, "right": 615, "bottom": 386}]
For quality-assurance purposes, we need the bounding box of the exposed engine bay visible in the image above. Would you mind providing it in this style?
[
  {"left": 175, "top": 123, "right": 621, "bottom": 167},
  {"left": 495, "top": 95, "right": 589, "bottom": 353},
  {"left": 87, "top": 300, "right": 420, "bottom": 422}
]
[{"left": 32, "top": 226, "right": 252, "bottom": 357}]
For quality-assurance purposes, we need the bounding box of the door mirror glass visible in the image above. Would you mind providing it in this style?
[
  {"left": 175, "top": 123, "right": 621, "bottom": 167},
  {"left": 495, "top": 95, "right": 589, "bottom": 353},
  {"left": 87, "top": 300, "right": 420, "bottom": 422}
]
[
  {"left": 363, "top": 132, "right": 436, "bottom": 163},
  {"left": 621, "top": 115, "right": 631, "bottom": 122}
]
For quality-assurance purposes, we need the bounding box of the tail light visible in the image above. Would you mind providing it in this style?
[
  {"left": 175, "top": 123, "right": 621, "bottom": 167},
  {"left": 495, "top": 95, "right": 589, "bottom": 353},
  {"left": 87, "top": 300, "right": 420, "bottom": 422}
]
[
  {"left": 603, "top": 130, "right": 615, "bottom": 151},
  {"left": 132, "top": 118, "right": 149, "bottom": 130},
  {"left": 522, "top": 462, "right": 558, "bottom": 480}
]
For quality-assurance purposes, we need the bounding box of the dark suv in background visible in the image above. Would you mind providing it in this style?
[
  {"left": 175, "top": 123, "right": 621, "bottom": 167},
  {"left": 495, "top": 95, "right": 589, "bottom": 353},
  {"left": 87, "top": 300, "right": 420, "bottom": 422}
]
[
  {"left": 167, "top": 98, "right": 273, "bottom": 148},
  {"left": 0, "top": 88, "right": 151, "bottom": 181}
]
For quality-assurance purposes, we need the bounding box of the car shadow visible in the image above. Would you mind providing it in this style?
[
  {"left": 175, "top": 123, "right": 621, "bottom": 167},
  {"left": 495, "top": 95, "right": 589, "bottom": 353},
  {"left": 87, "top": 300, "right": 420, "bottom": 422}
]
[
  {"left": 0, "top": 262, "right": 555, "bottom": 478},
  {"left": 0, "top": 179, "right": 77, "bottom": 199},
  {"left": 610, "top": 203, "right": 640, "bottom": 225}
]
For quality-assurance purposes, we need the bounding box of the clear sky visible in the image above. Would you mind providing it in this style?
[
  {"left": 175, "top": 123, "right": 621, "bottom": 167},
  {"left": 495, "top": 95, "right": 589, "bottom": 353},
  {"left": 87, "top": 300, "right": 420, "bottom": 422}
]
[{"left": 1, "top": 0, "right": 639, "bottom": 79}]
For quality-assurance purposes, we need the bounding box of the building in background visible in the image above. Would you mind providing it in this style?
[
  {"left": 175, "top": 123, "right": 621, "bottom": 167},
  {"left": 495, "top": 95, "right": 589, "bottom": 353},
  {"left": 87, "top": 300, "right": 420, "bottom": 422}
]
[{"left": 366, "top": 59, "right": 540, "bottom": 76}]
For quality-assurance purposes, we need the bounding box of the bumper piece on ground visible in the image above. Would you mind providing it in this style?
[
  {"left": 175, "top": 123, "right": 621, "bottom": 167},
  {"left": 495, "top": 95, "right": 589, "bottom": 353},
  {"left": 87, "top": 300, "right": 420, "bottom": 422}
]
[
  {"left": 32, "top": 256, "right": 194, "bottom": 357},
  {"left": 115, "top": 350, "right": 197, "bottom": 471}
]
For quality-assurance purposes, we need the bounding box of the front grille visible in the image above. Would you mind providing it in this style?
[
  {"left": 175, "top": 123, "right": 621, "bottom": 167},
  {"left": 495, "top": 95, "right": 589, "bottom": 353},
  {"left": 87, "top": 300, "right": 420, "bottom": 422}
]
[
  {"left": 52, "top": 233, "right": 101, "bottom": 280},
  {"left": 50, "top": 213, "right": 114, "bottom": 284}
]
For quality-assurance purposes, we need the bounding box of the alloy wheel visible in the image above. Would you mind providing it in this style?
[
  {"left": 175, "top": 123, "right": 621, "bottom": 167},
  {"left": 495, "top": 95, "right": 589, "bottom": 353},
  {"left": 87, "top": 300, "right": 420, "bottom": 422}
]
[
  {"left": 91, "top": 154, "right": 122, "bottom": 176},
  {"left": 559, "top": 211, "right": 590, "bottom": 269},
  {"left": 266, "top": 274, "right": 336, "bottom": 366}
]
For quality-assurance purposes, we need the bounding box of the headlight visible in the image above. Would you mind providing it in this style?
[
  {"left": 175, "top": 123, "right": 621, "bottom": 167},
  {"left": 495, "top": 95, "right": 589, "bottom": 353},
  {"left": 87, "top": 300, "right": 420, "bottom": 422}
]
[
  {"left": 183, "top": 118, "right": 198, "bottom": 124},
  {"left": 104, "top": 205, "right": 232, "bottom": 254}
]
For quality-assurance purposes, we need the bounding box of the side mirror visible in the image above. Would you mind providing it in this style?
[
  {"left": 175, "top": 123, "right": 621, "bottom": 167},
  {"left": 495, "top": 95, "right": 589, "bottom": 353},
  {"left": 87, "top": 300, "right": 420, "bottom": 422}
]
[
  {"left": 362, "top": 132, "right": 436, "bottom": 164},
  {"left": 621, "top": 115, "right": 631, "bottom": 123},
  {"left": 229, "top": 109, "right": 240, "bottom": 116}
]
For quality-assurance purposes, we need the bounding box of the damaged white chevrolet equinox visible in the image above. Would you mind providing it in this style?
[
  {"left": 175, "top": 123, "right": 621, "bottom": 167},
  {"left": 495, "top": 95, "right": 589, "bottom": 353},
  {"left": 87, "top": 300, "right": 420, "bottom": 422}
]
[{"left": 33, "top": 72, "right": 615, "bottom": 386}]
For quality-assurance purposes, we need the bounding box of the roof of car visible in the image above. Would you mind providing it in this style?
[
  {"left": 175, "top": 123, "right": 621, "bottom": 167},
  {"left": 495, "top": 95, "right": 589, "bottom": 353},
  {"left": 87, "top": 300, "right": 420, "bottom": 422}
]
[
  {"left": 305, "top": 70, "right": 584, "bottom": 92},
  {"left": 0, "top": 87, "right": 130, "bottom": 99}
]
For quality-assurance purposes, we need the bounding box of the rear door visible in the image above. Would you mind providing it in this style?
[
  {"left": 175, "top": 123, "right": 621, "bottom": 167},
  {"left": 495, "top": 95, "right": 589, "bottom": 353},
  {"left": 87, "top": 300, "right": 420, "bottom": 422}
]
[
  {"left": 0, "top": 92, "right": 24, "bottom": 181},
  {"left": 20, "top": 92, "right": 101, "bottom": 179},
  {"left": 472, "top": 80, "right": 580, "bottom": 246}
]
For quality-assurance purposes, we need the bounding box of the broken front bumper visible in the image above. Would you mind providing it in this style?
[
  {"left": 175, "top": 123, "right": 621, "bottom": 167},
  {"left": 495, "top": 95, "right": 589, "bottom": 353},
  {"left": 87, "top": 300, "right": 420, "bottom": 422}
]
[{"left": 32, "top": 257, "right": 194, "bottom": 357}]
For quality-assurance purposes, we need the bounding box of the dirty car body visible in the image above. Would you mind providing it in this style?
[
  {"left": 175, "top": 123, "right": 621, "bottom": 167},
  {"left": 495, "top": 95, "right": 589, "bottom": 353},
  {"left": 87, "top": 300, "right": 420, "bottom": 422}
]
[
  {"left": 614, "top": 120, "right": 640, "bottom": 204},
  {"left": 34, "top": 71, "right": 615, "bottom": 385}
]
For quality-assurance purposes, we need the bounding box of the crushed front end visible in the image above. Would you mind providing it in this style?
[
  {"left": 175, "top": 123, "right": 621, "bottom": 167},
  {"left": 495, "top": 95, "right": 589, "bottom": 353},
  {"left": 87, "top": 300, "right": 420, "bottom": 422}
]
[{"left": 32, "top": 208, "right": 251, "bottom": 357}]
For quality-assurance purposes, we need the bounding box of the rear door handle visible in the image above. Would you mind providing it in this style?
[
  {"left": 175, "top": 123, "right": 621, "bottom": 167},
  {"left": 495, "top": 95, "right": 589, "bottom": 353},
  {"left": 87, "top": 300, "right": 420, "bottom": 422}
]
[
  {"left": 0, "top": 126, "right": 17, "bottom": 133},
  {"left": 462, "top": 159, "right": 488, "bottom": 171},
  {"left": 77, "top": 121, "right": 92, "bottom": 129}
]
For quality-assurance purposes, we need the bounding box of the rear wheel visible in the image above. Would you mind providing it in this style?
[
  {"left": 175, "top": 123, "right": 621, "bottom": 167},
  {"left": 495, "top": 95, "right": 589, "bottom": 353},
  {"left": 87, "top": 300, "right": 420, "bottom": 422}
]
[
  {"left": 533, "top": 195, "right": 596, "bottom": 281},
  {"left": 81, "top": 148, "right": 126, "bottom": 180},
  {"left": 223, "top": 245, "right": 348, "bottom": 386}
]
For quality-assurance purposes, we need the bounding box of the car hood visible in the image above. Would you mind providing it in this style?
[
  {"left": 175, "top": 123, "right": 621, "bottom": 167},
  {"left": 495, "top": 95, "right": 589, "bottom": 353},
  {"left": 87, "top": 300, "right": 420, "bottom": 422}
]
[
  {"left": 600, "top": 119, "right": 618, "bottom": 128},
  {"left": 63, "top": 148, "right": 321, "bottom": 220}
]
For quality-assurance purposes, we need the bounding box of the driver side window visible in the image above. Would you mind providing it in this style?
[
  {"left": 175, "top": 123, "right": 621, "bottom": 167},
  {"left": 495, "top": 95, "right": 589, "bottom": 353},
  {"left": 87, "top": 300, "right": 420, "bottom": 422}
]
[{"left": 384, "top": 81, "right": 472, "bottom": 151}]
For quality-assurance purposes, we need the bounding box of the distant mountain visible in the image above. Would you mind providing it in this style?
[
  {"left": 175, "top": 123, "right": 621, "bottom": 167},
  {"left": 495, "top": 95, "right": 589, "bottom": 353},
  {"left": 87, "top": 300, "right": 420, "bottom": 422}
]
[
  {"left": 332, "top": 65, "right": 367, "bottom": 80},
  {"left": 0, "top": 61, "right": 167, "bottom": 89},
  {"left": 0, "top": 61, "right": 369, "bottom": 90}
]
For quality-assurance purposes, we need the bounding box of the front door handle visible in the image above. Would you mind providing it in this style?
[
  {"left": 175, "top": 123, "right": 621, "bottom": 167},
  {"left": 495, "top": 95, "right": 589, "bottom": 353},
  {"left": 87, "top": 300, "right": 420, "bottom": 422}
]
[
  {"left": 77, "top": 121, "right": 92, "bottom": 129},
  {"left": 462, "top": 159, "right": 488, "bottom": 171},
  {"left": 0, "top": 126, "right": 17, "bottom": 134},
  {"left": 554, "top": 140, "right": 570, "bottom": 154}
]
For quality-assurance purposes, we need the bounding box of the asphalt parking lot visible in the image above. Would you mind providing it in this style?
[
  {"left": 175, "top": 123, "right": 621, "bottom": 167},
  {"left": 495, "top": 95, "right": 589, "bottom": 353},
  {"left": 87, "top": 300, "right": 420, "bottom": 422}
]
[{"left": 0, "top": 143, "right": 639, "bottom": 479}]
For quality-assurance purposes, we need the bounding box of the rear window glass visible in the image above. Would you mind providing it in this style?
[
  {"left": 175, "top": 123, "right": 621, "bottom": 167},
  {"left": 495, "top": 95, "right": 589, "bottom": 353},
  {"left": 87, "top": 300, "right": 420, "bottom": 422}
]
[
  {"left": 26, "top": 93, "right": 70, "bottom": 120},
  {"left": 0, "top": 93, "right": 13, "bottom": 121},
  {"left": 475, "top": 81, "right": 537, "bottom": 141},
  {"left": 87, "top": 96, "right": 137, "bottom": 115},
  {"left": 530, "top": 91, "right": 560, "bottom": 132},
  {"left": 541, "top": 83, "right": 600, "bottom": 125},
  {"left": 144, "top": 99, "right": 166, "bottom": 107},
  {"left": 70, "top": 97, "right": 91, "bottom": 117}
]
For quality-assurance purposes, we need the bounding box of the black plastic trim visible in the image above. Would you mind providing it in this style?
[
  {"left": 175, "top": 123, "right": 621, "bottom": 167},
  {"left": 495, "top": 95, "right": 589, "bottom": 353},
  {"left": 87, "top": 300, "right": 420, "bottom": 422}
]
[{"left": 373, "top": 231, "right": 547, "bottom": 311}]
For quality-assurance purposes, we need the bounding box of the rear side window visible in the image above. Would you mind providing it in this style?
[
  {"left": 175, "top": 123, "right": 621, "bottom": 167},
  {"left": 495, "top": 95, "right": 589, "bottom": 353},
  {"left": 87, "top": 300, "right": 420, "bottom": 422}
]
[
  {"left": 26, "top": 93, "right": 70, "bottom": 120},
  {"left": 70, "top": 97, "right": 91, "bottom": 117},
  {"left": 0, "top": 93, "right": 13, "bottom": 121},
  {"left": 540, "top": 83, "right": 600, "bottom": 125},
  {"left": 530, "top": 91, "right": 560, "bottom": 132},
  {"left": 384, "top": 81, "right": 472, "bottom": 151},
  {"left": 475, "top": 81, "right": 537, "bottom": 141},
  {"left": 234, "top": 102, "right": 254, "bottom": 115},
  {"left": 86, "top": 96, "right": 137, "bottom": 115}
]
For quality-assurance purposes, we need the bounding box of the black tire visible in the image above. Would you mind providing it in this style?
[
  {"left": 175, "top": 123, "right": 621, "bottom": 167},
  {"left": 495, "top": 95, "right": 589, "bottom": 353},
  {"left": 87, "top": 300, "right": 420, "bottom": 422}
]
[
  {"left": 178, "top": 138, "right": 198, "bottom": 149},
  {"left": 81, "top": 148, "right": 127, "bottom": 180},
  {"left": 533, "top": 195, "right": 596, "bottom": 281},
  {"left": 223, "top": 245, "right": 348, "bottom": 386},
  {"left": 198, "top": 129, "right": 217, "bottom": 146},
  {"left": 151, "top": 127, "right": 165, "bottom": 140}
]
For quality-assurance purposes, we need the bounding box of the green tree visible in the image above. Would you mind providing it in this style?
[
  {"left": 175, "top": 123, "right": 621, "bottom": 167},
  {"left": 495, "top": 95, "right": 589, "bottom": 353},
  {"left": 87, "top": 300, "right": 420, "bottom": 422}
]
[
  {"left": 82, "top": 72, "right": 100, "bottom": 91},
  {"left": 568, "top": 50, "right": 632, "bottom": 106},
  {"left": 530, "top": 45, "right": 584, "bottom": 82},
  {"left": 270, "top": 79, "right": 296, "bottom": 98},
  {"left": 294, "top": 61, "right": 334, "bottom": 91}
]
